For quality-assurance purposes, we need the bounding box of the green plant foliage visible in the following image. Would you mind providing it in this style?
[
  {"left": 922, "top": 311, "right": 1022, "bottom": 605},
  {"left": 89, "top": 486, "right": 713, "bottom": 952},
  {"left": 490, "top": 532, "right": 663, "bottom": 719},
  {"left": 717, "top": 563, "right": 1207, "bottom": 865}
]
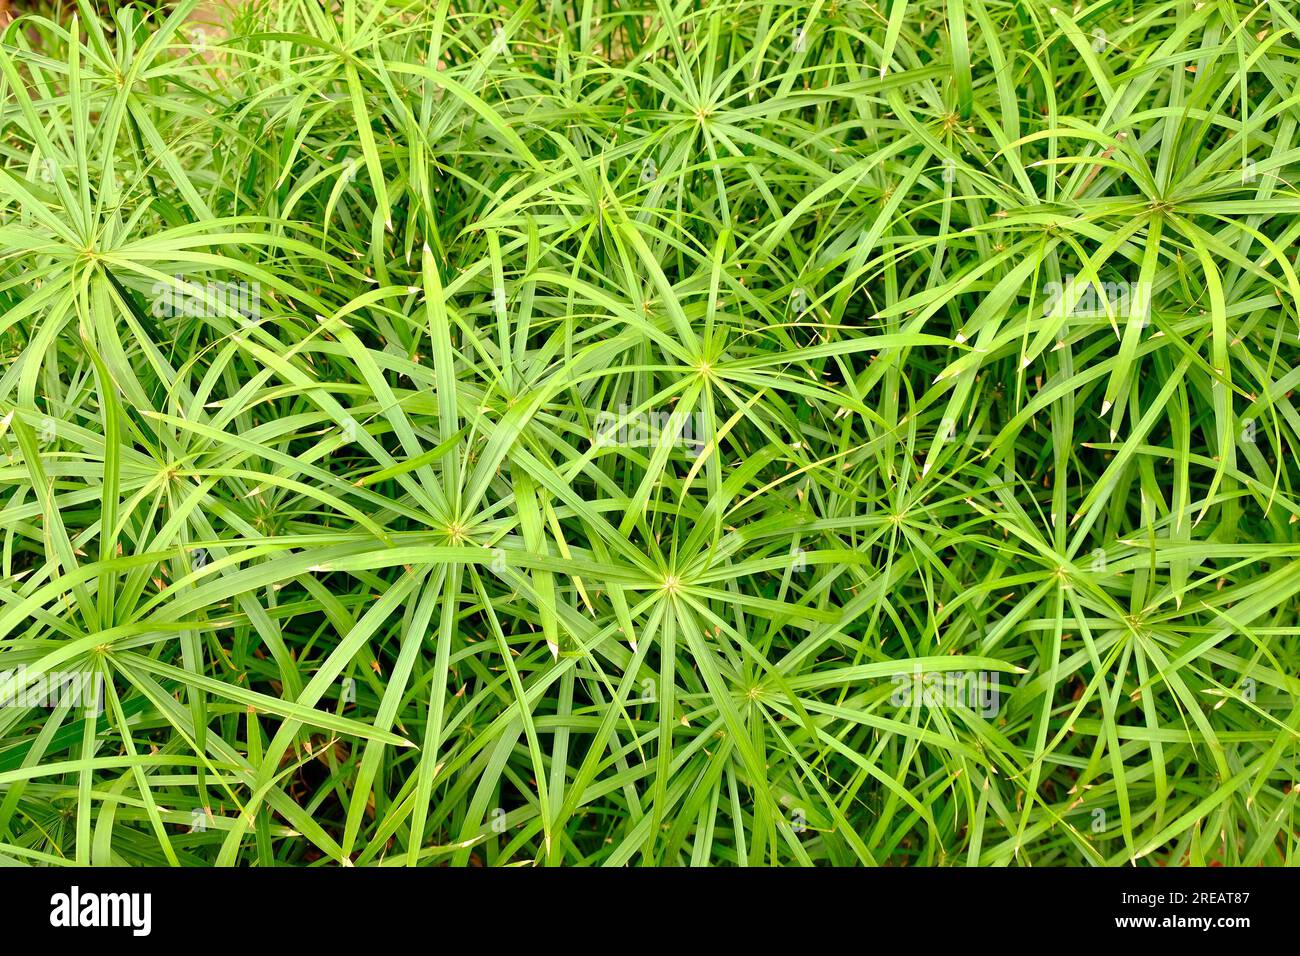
[{"left": 1, "top": 0, "right": 1298, "bottom": 866}]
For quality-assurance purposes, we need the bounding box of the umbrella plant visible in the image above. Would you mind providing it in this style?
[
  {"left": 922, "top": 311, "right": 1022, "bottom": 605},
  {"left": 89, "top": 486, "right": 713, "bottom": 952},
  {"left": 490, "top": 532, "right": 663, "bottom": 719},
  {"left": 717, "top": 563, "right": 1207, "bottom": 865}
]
[{"left": 0, "top": 0, "right": 1297, "bottom": 866}]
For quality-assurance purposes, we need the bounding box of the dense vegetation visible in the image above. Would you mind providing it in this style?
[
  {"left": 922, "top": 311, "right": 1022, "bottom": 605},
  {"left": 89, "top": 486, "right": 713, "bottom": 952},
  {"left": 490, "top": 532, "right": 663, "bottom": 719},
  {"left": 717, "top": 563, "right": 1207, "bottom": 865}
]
[{"left": 1, "top": 0, "right": 1298, "bottom": 866}]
